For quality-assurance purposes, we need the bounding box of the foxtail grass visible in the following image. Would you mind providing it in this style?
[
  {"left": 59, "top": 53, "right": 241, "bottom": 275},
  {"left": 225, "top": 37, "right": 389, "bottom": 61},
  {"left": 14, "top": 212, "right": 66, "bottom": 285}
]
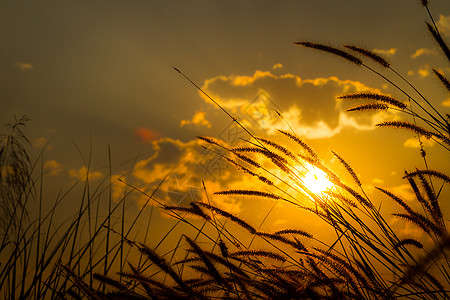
[{"left": 62, "top": 1, "right": 450, "bottom": 299}]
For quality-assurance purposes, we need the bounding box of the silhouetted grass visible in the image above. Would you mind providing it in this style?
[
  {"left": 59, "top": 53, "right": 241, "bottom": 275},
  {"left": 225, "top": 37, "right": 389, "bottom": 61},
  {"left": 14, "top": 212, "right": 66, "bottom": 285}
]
[{"left": 2, "top": 1, "right": 449, "bottom": 299}]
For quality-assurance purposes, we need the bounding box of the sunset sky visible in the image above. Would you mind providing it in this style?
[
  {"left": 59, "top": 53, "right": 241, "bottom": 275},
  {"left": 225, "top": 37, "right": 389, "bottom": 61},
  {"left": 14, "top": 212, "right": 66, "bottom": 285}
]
[{"left": 1, "top": 0, "right": 450, "bottom": 239}]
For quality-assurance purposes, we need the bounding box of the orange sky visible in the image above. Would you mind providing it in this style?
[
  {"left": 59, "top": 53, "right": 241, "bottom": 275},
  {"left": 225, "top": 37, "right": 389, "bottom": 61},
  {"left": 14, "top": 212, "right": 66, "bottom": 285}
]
[{"left": 1, "top": 0, "right": 449, "bottom": 245}]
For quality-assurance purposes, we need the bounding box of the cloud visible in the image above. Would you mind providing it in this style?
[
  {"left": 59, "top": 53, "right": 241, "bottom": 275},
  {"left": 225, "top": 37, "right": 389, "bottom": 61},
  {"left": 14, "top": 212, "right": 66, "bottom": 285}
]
[
  {"left": 418, "top": 65, "right": 430, "bottom": 78},
  {"left": 371, "top": 178, "right": 384, "bottom": 185},
  {"left": 442, "top": 97, "right": 450, "bottom": 107},
  {"left": 134, "top": 127, "right": 160, "bottom": 143},
  {"left": 201, "top": 70, "right": 392, "bottom": 139},
  {"left": 404, "top": 137, "right": 435, "bottom": 148},
  {"left": 390, "top": 217, "right": 424, "bottom": 238},
  {"left": 14, "top": 62, "right": 33, "bottom": 70},
  {"left": 410, "top": 48, "right": 437, "bottom": 59},
  {"left": 69, "top": 166, "right": 103, "bottom": 181},
  {"left": 390, "top": 184, "right": 416, "bottom": 202},
  {"left": 129, "top": 138, "right": 207, "bottom": 203},
  {"left": 32, "top": 137, "right": 54, "bottom": 150},
  {"left": 372, "top": 48, "right": 397, "bottom": 56},
  {"left": 33, "top": 137, "right": 47, "bottom": 148},
  {"left": 114, "top": 137, "right": 247, "bottom": 213},
  {"left": 408, "top": 65, "right": 433, "bottom": 78},
  {"left": 44, "top": 160, "right": 62, "bottom": 175},
  {"left": 438, "top": 14, "right": 450, "bottom": 37},
  {"left": 180, "top": 111, "right": 211, "bottom": 128},
  {"left": 272, "top": 63, "right": 283, "bottom": 69}
]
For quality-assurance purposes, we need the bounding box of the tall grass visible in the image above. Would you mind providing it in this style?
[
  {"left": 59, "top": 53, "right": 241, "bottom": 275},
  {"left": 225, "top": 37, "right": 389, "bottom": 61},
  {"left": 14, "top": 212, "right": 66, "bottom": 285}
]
[
  {"left": 68, "top": 2, "right": 449, "bottom": 299},
  {"left": 3, "top": 1, "right": 449, "bottom": 299},
  {"left": 0, "top": 120, "right": 167, "bottom": 299}
]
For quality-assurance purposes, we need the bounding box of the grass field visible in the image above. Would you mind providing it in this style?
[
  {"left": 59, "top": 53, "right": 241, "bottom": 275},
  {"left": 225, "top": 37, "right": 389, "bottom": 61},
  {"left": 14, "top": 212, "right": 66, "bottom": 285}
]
[{"left": 1, "top": 1, "right": 449, "bottom": 299}]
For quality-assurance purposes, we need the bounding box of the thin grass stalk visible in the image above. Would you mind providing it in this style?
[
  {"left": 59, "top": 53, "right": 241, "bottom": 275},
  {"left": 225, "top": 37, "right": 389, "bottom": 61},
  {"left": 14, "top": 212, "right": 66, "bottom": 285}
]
[
  {"left": 33, "top": 154, "right": 44, "bottom": 298},
  {"left": 116, "top": 156, "right": 191, "bottom": 272},
  {"left": 56, "top": 187, "right": 134, "bottom": 296},
  {"left": 299, "top": 42, "right": 448, "bottom": 132},
  {"left": 29, "top": 182, "right": 93, "bottom": 297},
  {"left": 368, "top": 63, "right": 448, "bottom": 132},
  {"left": 116, "top": 182, "right": 222, "bottom": 270},
  {"left": 41, "top": 193, "right": 62, "bottom": 299},
  {"left": 343, "top": 44, "right": 390, "bottom": 68},
  {"left": 433, "top": 69, "right": 450, "bottom": 92},
  {"left": 138, "top": 242, "right": 201, "bottom": 298},
  {"left": 246, "top": 201, "right": 278, "bottom": 250},
  {"left": 179, "top": 219, "right": 210, "bottom": 280},
  {"left": 426, "top": 22, "right": 450, "bottom": 62},
  {"left": 200, "top": 180, "right": 245, "bottom": 294},
  {"left": 103, "top": 146, "right": 112, "bottom": 293},
  {"left": 120, "top": 188, "right": 125, "bottom": 282},
  {"left": 167, "top": 235, "right": 186, "bottom": 280},
  {"left": 323, "top": 202, "right": 407, "bottom": 277},
  {"left": 174, "top": 67, "right": 268, "bottom": 151},
  {"left": 201, "top": 143, "right": 305, "bottom": 205},
  {"left": 182, "top": 203, "right": 303, "bottom": 274},
  {"left": 21, "top": 217, "right": 79, "bottom": 298}
]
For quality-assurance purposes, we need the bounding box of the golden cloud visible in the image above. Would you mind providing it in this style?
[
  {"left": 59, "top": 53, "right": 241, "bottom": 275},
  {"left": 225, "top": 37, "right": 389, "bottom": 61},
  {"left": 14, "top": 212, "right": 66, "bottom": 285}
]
[
  {"left": 371, "top": 178, "right": 384, "bottom": 185},
  {"left": 69, "top": 166, "right": 103, "bottom": 181},
  {"left": 180, "top": 111, "right": 211, "bottom": 128},
  {"left": 110, "top": 174, "right": 127, "bottom": 202},
  {"left": 111, "top": 135, "right": 304, "bottom": 218},
  {"left": 442, "top": 97, "right": 450, "bottom": 107},
  {"left": 390, "top": 218, "right": 424, "bottom": 239},
  {"left": 230, "top": 70, "right": 277, "bottom": 87},
  {"left": 272, "top": 63, "right": 283, "bottom": 69},
  {"left": 110, "top": 137, "right": 250, "bottom": 215},
  {"left": 372, "top": 48, "right": 397, "bottom": 56},
  {"left": 44, "top": 160, "right": 62, "bottom": 175},
  {"left": 438, "top": 14, "right": 450, "bottom": 37},
  {"left": 410, "top": 48, "right": 436, "bottom": 59},
  {"left": 418, "top": 65, "right": 430, "bottom": 78},
  {"left": 389, "top": 184, "right": 416, "bottom": 202},
  {"left": 404, "top": 137, "right": 435, "bottom": 148},
  {"left": 200, "top": 70, "right": 393, "bottom": 139}
]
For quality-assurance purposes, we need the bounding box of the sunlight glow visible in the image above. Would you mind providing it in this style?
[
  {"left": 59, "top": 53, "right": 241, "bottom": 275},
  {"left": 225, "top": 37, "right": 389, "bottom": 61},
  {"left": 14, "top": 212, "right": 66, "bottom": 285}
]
[{"left": 301, "top": 164, "right": 334, "bottom": 195}]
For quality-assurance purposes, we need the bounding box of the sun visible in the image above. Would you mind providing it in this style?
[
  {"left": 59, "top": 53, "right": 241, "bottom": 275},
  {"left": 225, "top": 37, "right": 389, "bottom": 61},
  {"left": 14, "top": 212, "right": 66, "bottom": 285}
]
[{"left": 300, "top": 164, "right": 334, "bottom": 195}]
